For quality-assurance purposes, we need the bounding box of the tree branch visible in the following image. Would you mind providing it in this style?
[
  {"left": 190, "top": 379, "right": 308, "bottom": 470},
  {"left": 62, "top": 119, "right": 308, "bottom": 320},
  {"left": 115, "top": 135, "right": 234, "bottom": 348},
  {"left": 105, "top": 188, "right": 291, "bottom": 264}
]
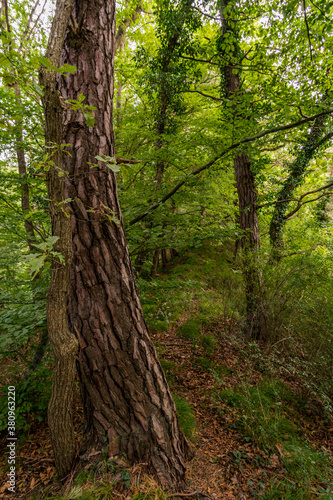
[
  {"left": 21, "top": 0, "right": 48, "bottom": 53},
  {"left": 128, "top": 108, "right": 333, "bottom": 226},
  {"left": 181, "top": 89, "right": 223, "bottom": 101},
  {"left": 191, "top": 5, "right": 219, "bottom": 20},
  {"left": 116, "top": 156, "right": 142, "bottom": 164},
  {"left": 284, "top": 181, "right": 333, "bottom": 219}
]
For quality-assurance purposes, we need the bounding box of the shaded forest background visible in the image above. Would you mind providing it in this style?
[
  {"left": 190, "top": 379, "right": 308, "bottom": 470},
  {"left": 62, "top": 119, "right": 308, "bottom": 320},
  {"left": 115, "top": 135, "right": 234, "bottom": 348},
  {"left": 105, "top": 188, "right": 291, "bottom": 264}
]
[{"left": 1, "top": 0, "right": 333, "bottom": 497}]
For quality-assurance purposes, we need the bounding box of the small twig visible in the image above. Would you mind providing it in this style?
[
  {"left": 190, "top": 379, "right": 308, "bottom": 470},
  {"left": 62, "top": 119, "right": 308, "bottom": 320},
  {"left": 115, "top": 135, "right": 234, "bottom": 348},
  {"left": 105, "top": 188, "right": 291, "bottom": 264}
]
[
  {"left": 298, "top": 106, "right": 309, "bottom": 119},
  {"left": 181, "top": 89, "right": 222, "bottom": 101},
  {"left": 192, "top": 5, "right": 219, "bottom": 20},
  {"left": 282, "top": 242, "right": 323, "bottom": 258},
  {"left": 116, "top": 156, "right": 142, "bottom": 164},
  {"left": 271, "top": 336, "right": 293, "bottom": 347}
]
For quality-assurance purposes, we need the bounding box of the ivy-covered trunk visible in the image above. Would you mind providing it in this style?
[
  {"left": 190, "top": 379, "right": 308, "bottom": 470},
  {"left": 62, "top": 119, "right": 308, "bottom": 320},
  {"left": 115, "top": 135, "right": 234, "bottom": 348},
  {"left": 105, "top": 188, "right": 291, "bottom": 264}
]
[
  {"left": 59, "top": 0, "right": 190, "bottom": 488},
  {"left": 269, "top": 110, "right": 327, "bottom": 258},
  {"left": 220, "top": 0, "right": 266, "bottom": 340}
]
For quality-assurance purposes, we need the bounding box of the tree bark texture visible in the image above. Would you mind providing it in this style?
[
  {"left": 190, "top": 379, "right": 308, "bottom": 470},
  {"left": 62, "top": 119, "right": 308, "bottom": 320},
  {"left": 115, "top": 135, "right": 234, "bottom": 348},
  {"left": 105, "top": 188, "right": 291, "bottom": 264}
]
[
  {"left": 59, "top": 0, "right": 190, "bottom": 488},
  {"left": 39, "top": 0, "right": 78, "bottom": 479},
  {"left": 220, "top": 1, "right": 265, "bottom": 339}
]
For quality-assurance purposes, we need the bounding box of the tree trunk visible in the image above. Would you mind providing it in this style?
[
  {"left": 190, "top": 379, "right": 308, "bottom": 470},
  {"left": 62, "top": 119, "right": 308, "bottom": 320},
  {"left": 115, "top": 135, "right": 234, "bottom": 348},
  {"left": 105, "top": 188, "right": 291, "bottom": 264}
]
[
  {"left": 15, "top": 126, "right": 35, "bottom": 250},
  {"left": 234, "top": 153, "right": 265, "bottom": 338},
  {"left": 220, "top": 1, "right": 266, "bottom": 339},
  {"left": 161, "top": 248, "right": 168, "bottom": 268},
  {"left": 59, "top": 0, "right": 190, "bottom": 488},
  {"left": 39, "top": 0, "right": 78, "bottom": 479},
  {"left": 151, "top": 248, "right": 160, "bottom": 277}
]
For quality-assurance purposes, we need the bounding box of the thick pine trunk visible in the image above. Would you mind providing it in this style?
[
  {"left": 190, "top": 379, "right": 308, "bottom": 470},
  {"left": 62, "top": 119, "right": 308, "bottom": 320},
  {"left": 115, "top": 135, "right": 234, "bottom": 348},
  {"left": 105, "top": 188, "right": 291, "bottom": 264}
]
[{"left": 59, "top": 0, "right": 189, "bottom": 488}]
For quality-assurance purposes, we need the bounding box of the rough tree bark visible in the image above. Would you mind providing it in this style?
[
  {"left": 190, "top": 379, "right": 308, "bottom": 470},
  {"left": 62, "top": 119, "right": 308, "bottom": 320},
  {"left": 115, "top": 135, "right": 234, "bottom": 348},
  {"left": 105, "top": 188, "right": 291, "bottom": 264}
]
[
  {"left": 220, "top": 0, "right": 266, "bottom": 339},
  {"left": 39, "top": 0, "right": 78, "bottom": 479},
  {"left": 59, "top": 0, "right": 190, "bottom": 489}
]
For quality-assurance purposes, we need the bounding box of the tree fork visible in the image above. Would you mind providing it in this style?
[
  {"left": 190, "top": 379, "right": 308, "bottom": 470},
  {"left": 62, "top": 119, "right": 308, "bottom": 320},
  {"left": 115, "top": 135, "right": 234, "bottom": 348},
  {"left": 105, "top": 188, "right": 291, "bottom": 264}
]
[{"left": 59, "top": 0, "right": 191, "bottom": 488}]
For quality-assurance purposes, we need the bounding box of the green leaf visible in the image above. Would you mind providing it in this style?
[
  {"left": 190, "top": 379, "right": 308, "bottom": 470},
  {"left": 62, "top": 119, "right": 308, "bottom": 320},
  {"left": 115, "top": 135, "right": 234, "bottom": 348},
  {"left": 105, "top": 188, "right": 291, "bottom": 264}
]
[
  {"left": 32, "top": 82, "right": 44, "bottom": 97},
  {"left": 106, "top": 163, "right": 121, "bottom": 172},
  {"left": 28, "top": 255, "right": 46, "bottom": 274},
  {"left": 58, "top": 63, "right": 77, "bottom": 75},
  {"left": 84, "top": 112, "right": 95, "bottom": 127}
]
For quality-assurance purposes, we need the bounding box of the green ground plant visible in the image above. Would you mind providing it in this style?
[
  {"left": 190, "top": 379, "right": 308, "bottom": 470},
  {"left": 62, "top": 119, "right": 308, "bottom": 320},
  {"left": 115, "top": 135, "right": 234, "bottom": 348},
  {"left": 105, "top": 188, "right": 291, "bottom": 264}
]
[{"left": 217, "top": 378, "right": 333, "bottom": 498}]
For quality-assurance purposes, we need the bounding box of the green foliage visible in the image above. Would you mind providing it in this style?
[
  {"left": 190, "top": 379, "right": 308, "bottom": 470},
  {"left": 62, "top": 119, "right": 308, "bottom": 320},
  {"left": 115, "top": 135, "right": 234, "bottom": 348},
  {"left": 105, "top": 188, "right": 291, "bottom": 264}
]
[
  {"left": 0, "top": 360, "right": 52, "bottom": 433},
  {"left": 193, "top": 356, "right": 214, "bottom": 372},
  {"left": 2, "top": 1, "right": 333, "bottom": 498},
  {"left": 260, "top": 252, "right": 333, "bottom": 411},
  {"left": 217, "top": 377, "right": 333, "bottom": 498},
  {"left": 200, "top": 334, "right": 218, "bottom": 355},
  {"left": 219, "top": 378, "right": 297, "bottom": 447},
  {"left": 0, "top": 283, "right": 47, "bottom": 350},
  {"left": 160, "top": 359, "right": 176, "bottom": 384},
  {"left": 173, "top": 394, "right": 196, "bottom": 440},
  {"left": 178, "top": 317, "right": 201, "bottom": 340}
]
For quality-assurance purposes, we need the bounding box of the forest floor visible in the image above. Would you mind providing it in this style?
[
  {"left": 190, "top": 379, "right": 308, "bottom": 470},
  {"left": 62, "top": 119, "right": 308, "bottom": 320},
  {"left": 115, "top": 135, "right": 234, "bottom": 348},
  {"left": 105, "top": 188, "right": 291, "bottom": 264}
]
[{"left": 1, "top": 245, "right": 333, "bottom": 499}]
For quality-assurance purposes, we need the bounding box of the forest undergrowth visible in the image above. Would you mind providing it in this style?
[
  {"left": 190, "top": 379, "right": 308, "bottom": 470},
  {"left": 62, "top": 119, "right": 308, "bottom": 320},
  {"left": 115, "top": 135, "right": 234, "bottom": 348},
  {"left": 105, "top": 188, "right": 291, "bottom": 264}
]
[{"left": 1, "top": 241, "right": 333, "bottom": 499}]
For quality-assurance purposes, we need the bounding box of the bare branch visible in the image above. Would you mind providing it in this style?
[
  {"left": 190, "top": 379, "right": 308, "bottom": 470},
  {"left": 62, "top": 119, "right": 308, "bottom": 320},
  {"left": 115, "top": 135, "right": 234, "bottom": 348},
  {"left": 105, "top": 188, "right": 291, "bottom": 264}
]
[
  {"left": 285, "top": 188, "right": 333, "bottom": 220},
  {"left": 302, "top": 0, "right": 313, "bottom": 62},
  {"left": 19, "top": 0, "right": 40, "bottom": 48},
  {"left": 315, "top": 131, "right": 333, "bottom": 149},
  {"left": 307, "top": 0, "right": 332, "bottom": 21},
  {"left": 258, "top": 180, "right": 333, "bottom": 211},
  {"left": 21, "top": 0, "right": 48, "bottom": 53},
  {"left": 4, "top": 0, "right": 11, "bottom": 32},
  {"left": 179, "top": 54, "right": 220, "bottom": 66},
  {"left": 191, "top": 6, "right": 219, "bottom": 20}
]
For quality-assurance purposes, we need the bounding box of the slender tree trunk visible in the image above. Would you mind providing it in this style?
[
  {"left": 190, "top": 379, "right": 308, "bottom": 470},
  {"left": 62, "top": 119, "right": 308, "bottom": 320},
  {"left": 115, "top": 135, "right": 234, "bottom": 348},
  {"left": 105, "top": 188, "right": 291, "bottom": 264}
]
[
  {"left": 161, "top": 248, "right": 168, "bottom": 268},
  {"left": 15, "top": 127, "right": 35, "bottom": 249},
  {"left": 59, "top": 0, "right": 190, "bottom": 488},
  {"left": 151, "top": 248, "right": 160, "bottom": 277},
  {"left": 115, "top": 38, "right": 125, "bottom": 129},
  {"left": 39, "top": 0, "right": 78, "bottom": 479},
  {"left": 14, "top": 98, "right": 49, "bottom": 380},
  {"left": 220, "top": 1, "right": 265, "bottom": 339}
]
